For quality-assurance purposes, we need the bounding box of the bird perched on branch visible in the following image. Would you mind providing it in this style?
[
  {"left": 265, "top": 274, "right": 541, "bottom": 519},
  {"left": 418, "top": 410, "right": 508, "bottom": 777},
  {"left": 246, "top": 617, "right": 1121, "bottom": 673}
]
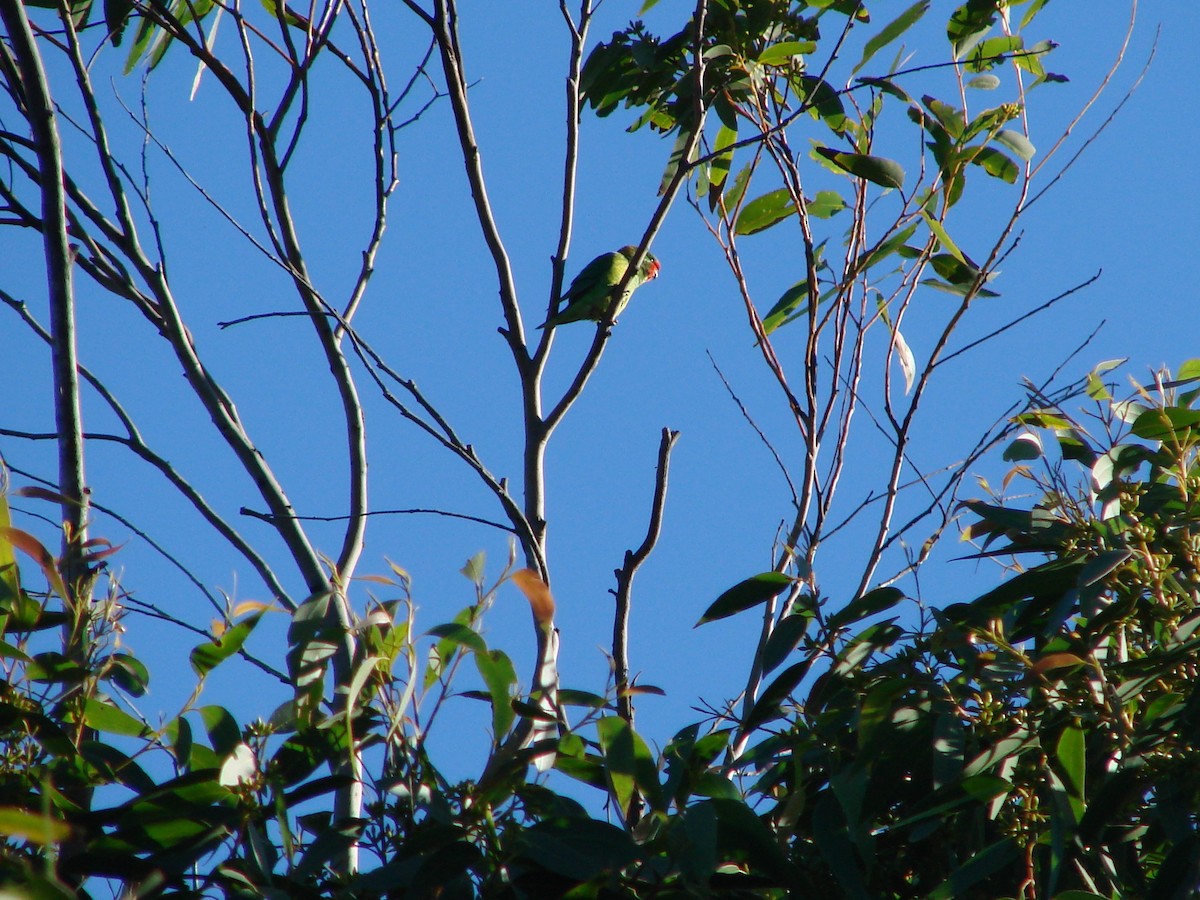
[{"left": 540, "top": 245, "right": 661, "bottom": 329}]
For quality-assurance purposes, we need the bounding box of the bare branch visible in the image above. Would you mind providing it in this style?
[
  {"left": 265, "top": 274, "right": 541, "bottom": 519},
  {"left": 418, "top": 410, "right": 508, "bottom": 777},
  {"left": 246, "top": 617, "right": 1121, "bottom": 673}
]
[{"left": 612, "top": 428, "right": 679, "bottom": 732}]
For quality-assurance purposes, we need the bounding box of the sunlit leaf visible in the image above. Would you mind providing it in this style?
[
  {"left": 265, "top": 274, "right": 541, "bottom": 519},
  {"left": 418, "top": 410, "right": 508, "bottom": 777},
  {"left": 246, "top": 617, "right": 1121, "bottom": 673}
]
[
  {"left": 762, "top": 281, "right": 809, "bottom": 335},
  {"left": 475, "top": 649, "right": 517, "bottom": 739},
  {"left": 0, "top": 527, "right": 67, "bottom": 602},
  {"left": 426, "top": 622, "right": 487, "bottom": 654},
  {"left": 597, "top": 716, "right": 662, "bottom": 815},
  {"left": 853, "top": 1, "right": 929, "bottom": 74},
  {"left": 190, "top": 614, "right": 261, "bottom": 677},
  {"left": 1131, "top": 406, "right": 1200, "bottom": 442},
  {"left": 892, "top": 327, "right": 916, "bottom": 394},
  {"left": 795, "top": 75, "right": 847, "bottom": 133},
  {"left": 512, "top": 568, "right": 555, "bottom": 625},
  {"left": 757, "top": 41, "right": 817, "bottom": 67},
  {"left": 947, "top": 0, "right": 998, "bottom": 60},
  {"left": 0, "top": 807, "right": 70, "bottom": 844},
  {"left": 1003, "top": 431, "right": 1042, "bottom": 461},
  {"left": 807, "top": 190, "right": 848, "bottom": 219},
  {"left": 734, "top": 188, "right": 796, "bottom": 236},
  {"left": 81, "top": 697, "right": 149, "bottom": 738},
  {"left": 219, "top": 743, "right": 257, "bottom": 788},
  {"left": 969, "top": 146, "right": 1018, "bottom": 183}
]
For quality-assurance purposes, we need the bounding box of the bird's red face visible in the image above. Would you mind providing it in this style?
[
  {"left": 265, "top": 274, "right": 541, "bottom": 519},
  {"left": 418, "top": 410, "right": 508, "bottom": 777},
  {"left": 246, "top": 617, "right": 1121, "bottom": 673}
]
[{"left": 647, "top": 258, "right": 662, "bottom": 280}]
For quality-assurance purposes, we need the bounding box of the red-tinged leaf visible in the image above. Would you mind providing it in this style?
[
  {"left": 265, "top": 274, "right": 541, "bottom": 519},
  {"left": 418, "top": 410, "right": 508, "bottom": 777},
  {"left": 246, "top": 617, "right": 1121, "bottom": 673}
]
[
  {"left": 13, "top": 486, "right": 72, "bottom": 504},
  {"left": 619, "top": 683, "right": 666, "bottom": 697},
  {"left": 513, "top": 569, "right": 555, "bottom": 625},
  {"left": 0, "top": 527, "right": 67, "bottom": 601}
]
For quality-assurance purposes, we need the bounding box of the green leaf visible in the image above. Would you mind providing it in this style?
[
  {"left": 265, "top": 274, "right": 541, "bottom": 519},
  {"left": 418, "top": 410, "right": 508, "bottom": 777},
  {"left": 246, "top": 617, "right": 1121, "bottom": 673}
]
[
  {"left": 1130, "top": 406, "right": 1200, "bottom": 442},
  {"left": 744, "top": 659, "right": 812, "bottom": 731},
  {"left": 426, "top": 621, "right": 487, "bottom": 654},
  {"left": 921, "top": 278, "right": 1000, "bottom": 299},
  {"left": 761, "top": 611, "right": 812, "bottom": 674},
  {"left": 197, "top": 704, "right": 242, "bottom": 757},
  {"left": 926, "top": 838, "right": 1020, "bottom": 898},
  {"left": 597, "top": 716, "right": 662, "bottom": 815},
  {"left": 27, "top": 652, "right": 86, "bottom": 685},
  {"left": 734, "top": 188, "right": 796, "bottom": 236},
  {"left": 827, "top": 586, "right": 904, "bottom": 630},
  {"left": 104, "top": 0, "right": 135, "bottom": 46},
  {"left": 920, "top": 210, "right": 966, "bottom": 263},
  {"left": 697, "top": 572, "right": 792, "bottom": 625},
  {"left": 969, "top": 35, "right": 1024, "bottom": 73},
  {"left": 0, "top": 495, "right": 20, "bottom": 608},
  {"left": 105, "top": 652, "right": 150, "bottom": 696},
  {"left": 854, "top": 1, "right": 929, "bottom": 74},
  {"left": 947, "top": 0, "right": 998, "bottom": 60},
  {"left": 930, "top": 253, "right": 982, "bottom": 285},
  {"left": 969, "top": 146, "right": 1019, "bottom": 183},
  {"left": 762, "top": 281, "right": 810, "bottom": 335},
  {"left": 475, "top": 649, "right": 517, "bottom": 740},
  {"left": 710, "top": 798, "right": 801, "bottom": 888},
  {"left": 814, "top": 147, "right": 905, "bottom": 189},
  {"left": 722, "top": 163, "right": 752, "bottom": 212},
  {"left": 996, "top": 129, "right": 1036, "bottom": 161},
  {"left": 796, "top": 75, "right": 847, "bottom": 133},
  {"left": 705, "top": 122, "right": 738, "bottom": 206},
  {"left": 856, "top": 222, "right": 919, "bottom": 273},
  {"left": 81, "top": 697, "right": 149, "bottom": 738},
  {"left": 0, "top": 807, "right": 70, "bottom": 844},
  {"left": 757, "top": 41, "right": 817, "bottom": 67},
  {"left": 459, "top": 551, "right": 485, "bottom": 586},
  {"left": 967, "top": 73, "right": 1001, "bottom": 89},
  {"left": 808, "top": 190, "right": 848, "bottom": 219},
  {"left": 517, "top": 818, "right": 637, "bottom": 882},
  {"left": 190, "top": 614, "right": 261, "bottom": 678},
  {"left": 1003, "top": 432, "right": 1043, "bottom": 461},
  {"left": 1056, "top": 723, "right": 1085, "bottom": 821}
]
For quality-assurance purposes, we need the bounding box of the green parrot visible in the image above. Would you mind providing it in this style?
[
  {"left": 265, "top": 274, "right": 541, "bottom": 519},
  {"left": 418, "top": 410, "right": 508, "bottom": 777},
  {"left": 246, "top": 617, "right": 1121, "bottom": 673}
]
[{"left": 539, "top": 245, "right": 661, "bottom": 329}]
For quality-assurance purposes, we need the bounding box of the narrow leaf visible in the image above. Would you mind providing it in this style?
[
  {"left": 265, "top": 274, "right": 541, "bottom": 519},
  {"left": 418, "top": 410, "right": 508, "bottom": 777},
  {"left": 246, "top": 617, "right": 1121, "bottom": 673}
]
[
  {"left": 697, "top": 572, "right": 791, "bottom": 625},
  {"left": 854, "top": 1, "right": 929, "bottom": 74}
]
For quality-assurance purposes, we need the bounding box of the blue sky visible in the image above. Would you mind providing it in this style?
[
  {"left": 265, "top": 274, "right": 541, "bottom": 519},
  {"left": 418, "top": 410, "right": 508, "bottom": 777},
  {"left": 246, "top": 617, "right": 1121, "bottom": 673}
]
[{"left": 2, "top": 1, "right": 1197, "bottom": 782}]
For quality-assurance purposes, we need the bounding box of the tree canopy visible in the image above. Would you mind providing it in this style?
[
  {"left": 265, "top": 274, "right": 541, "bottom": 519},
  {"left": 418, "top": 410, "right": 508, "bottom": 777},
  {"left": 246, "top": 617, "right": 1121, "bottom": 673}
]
[{"left": 1, "top": 0, "right": 1196, "bottom": 897}]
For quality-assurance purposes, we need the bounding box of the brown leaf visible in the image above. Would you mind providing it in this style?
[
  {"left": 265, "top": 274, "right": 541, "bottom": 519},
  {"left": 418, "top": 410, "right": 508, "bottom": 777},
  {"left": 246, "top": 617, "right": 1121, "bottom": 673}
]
[{"left": 512, "top": 568, "right": 555, "bottom": 625}]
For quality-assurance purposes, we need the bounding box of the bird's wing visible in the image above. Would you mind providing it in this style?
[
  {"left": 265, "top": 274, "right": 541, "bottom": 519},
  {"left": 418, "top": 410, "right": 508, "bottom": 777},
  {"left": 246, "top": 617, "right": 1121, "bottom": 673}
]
[{"left": 562, "top": 251, "right": 625, "bottom": 302}]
